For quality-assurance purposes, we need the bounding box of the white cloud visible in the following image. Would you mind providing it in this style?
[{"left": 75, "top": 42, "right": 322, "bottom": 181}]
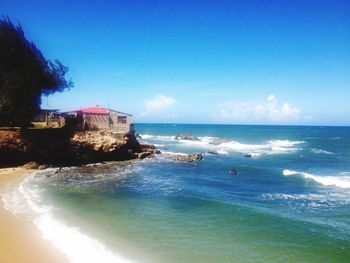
[
  {"left": 215, "top": 94, "right": 302, "bottom": 124},
  {"left": 144, "top": 94, "right": 176, "bottom": 113},
  {"left": 138, "top": 94, "right": 177, "bottom": 118},
  {"left": 267, "top": 94, "right": 276, "bottom": 102}
]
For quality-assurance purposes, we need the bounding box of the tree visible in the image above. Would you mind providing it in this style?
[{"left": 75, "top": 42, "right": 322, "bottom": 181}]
[{"left": 0, "top": 17, "right": 73, "bottom": 126}]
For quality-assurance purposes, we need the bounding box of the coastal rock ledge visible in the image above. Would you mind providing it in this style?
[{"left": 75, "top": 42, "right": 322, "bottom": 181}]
[
  {"left": 0, "top": 128, "right": 156, "bottom": 167},
  {"left": 173, "top": 153, "right": 203, "bottom": 162}
]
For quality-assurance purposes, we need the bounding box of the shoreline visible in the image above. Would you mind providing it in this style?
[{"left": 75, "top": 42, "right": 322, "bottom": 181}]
[{"left": 0, "top": 167, "right": 68, "bottom": 263}]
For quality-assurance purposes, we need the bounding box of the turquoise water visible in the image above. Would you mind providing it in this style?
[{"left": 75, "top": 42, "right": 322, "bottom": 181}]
[{"left": 24, "top": 124, "right": 350, "bottom": 262}]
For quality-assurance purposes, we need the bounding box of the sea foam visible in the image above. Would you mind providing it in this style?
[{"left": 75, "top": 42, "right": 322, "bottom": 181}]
[
  {"left": 140, "top": 133, "right": 304, "bottom": 156},
  {"left": 311, "top": 148, "right": 334, "bottom": 155},
  {"left": 283, "top": 169, "right": 350, "bottom": 189},
  {"left": 2, "top": 170, "right": 136, "bottom": 263}
]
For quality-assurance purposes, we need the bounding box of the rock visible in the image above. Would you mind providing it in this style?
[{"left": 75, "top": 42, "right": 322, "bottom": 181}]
[
  {"left": 137, "top": 152, "right": 152, "bottom": 159},
  {"left": 244, "top": 154, "right": 252, "bottom": 158},
  {"left": 229, "top": 168, "right": 238, "bottom": 175},
  {"left": 71, "top": 131, "right": 128, "bottom": 153},
  {"left": 136, "top": 133, "right": 142, "bottom": 139},
  {"left": 22, "top": 161, "right": 39, "bottom": 169},
  {"left": 174, "top": 134, "right": 200, "bottom": 141},
  {"left": 173, "top": 153, "right": 203, "bottom": 162},
  {"left": 138, "top": 142, "right": 160, "bottom": 157},
  {"left": 38, "top": 164, "right": 50, "bottom": 170},
  {"left": 0, "top": 128, "right": 156, "bottom": 166},
  {"left": 140, "top": 142, "right": 156, "bottom": 150},
  {"left": 208, "top": 151, "right": 219, "bottom": 155}
]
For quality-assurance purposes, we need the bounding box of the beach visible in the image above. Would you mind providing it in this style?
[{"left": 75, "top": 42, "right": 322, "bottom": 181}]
[{"left": 0, "top": 167, "right": 67, "bottom": 263}]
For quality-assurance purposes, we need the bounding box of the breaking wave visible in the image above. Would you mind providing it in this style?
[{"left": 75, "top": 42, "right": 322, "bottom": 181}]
[
  {"left": 283, "top": 169, "right": 350, "bottom": 189},
  {"left": 139, "top": 134, "right": 174, "bottom": 141},
  {"left": 139, "top": 134, "right": 304, "bottom": 156}
]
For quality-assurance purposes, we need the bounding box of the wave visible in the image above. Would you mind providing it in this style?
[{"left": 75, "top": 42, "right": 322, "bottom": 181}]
[
  {"left": 140, "top": 133, "right": 304, "bottom": 156},
  {"left": 283, "top": 169, "right": 350, "bottom": 189},
  {"left": 186, "top": 139, "right": 303, "bottom": 155},
  {"left": 2, "top": 170, "right": 135, "bottom": 263},
  {"left": 161, "top": 151, "right": 188, "bottom": 156},
  {"left": 311, "top": 148, "right": 334, "bottom": 155},
  {"left": 260, "top": 192, "right": 350, "bottom": 210},
  {"left": 139, "top": 134, "right": 174, "bottom": 141}
]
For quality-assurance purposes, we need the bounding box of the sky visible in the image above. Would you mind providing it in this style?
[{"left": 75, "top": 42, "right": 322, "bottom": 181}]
[{"left": 1, "top": 0, "right": 349, "bottom": 125}]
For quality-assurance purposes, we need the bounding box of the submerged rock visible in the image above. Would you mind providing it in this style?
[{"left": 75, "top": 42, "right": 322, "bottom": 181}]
[
  {"left": 173, "top": 153, "right": 203, "bottom": 162},
  {"left": 229, "top": 168, "right": 238, "bottom": 175}
]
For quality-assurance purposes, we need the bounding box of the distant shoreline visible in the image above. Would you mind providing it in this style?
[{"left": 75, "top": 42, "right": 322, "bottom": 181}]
[{"left": 0, "top": 167, "right": 68, "bottom": 263}]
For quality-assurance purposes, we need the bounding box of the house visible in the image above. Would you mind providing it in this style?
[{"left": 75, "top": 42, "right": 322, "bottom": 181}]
[
  {"left": 63, "top": 106, "right": 134, "bottom": 134},
  {"left": 32, "top": 109, "right": 65, "bottom": 128}
]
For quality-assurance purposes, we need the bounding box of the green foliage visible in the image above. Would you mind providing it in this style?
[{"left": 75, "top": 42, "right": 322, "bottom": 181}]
[{"left": 0, "top": 16, "right": 73, "bottom": 126}]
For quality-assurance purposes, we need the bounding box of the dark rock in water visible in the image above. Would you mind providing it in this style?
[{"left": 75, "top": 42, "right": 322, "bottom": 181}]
[
  {"left": 136, "top": 133, "right": 142, "bottom": 139},
  {"left": 229, "top": 168, "right": 238, "bottom": 175},
  {"left": 137, "top": 142, "right": 160, "bottom": 158},
  {"left": 173, "top": 153, "right": 203, "bottom": 162},
  {"left": 140, "top": 142, "right": 156, "bottom": 150},
  {"left": 208, "top": 151, "right": 219, "bottom": 155},
  {"left": 137, "top": 152, "right": 152, "bottom": 159},
  {"left": 244, "top": 154, "right": 252, "bottom": 158},
  {"left": 174, "top": 134, "right": 200, "bottom": 141}
]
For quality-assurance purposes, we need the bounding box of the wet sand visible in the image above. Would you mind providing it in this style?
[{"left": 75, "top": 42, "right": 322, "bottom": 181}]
[{"left": 0, "top": 167, "right": 68, "bottom": 263}]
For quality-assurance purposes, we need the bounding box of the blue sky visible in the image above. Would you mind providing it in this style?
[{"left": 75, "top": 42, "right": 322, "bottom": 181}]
[{"left": 1, "top": 0, "right": 349, "bottom": 125}]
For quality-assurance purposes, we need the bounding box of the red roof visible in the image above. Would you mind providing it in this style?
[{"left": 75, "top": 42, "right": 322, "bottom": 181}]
[{"left": 77, "top": 107, "right": 109, "bottom": 114}]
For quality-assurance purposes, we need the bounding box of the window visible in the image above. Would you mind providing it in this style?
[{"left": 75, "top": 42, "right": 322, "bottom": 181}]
[{"left": 117, "top": 116, "right": 127, "bottom": 124}]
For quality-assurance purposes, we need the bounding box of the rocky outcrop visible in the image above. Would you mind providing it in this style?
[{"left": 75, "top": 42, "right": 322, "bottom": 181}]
[
  {"left": 173, "top": 153, "right": 203, "bottom": 162},
  {"left": 137, "top": 142, "right": 161, "bottom": 159},
  {"left": 174, "top": 134, "right": 200, "bottom": 141},
  {"left": 0, "top": 128, "right": 156, "bottom": 167}
]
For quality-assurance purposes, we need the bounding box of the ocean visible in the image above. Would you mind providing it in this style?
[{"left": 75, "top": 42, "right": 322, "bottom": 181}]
[{"left": 3, "top": 124, "right": 350, "bottom": 262}]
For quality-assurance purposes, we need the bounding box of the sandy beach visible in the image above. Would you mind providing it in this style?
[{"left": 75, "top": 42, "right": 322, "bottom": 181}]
[{"left": 0, "top": 167, "right": 68, "bottom": 263}]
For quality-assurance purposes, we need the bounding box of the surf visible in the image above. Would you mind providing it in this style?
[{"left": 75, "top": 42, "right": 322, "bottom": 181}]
[{"left": 283, "top": 169, "right": 350, "bottom": 189}]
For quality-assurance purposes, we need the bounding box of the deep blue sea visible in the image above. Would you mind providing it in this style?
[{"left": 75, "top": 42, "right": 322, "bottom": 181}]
[{"left": 6, "top": 124, "right": 350, "bottom": 262}]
